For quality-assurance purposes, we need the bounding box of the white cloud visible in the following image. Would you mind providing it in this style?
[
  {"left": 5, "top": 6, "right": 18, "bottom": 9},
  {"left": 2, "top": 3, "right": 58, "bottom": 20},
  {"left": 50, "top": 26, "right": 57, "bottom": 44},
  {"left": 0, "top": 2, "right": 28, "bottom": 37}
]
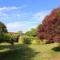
[
  {"left": 6, "top": 22, "right": 26, "bottom": 32},
  {"left": 0, "top": 5, "right": 26, "bottom": 11},
  {"left": 32, "top": 10, "right": 50, "bottom": 24},
  {"left": 0, "top": 7, "right": 18, "bottom": 11},
  {"left": 0, "top": 7, "right": 51, "bottom": 32},
  {"left": 6, "top": 21, "right": 38, "bottom": 32},
  {"left": 0, "top": 5, "right": 27, "bottom": 22},
  {"left": 6, "top": 10, "right": 50, "bottom": 32}
]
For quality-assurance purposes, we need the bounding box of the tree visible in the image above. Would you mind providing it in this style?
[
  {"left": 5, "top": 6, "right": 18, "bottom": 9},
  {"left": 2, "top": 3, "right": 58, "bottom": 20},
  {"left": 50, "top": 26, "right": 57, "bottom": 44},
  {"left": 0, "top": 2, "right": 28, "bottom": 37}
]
[
  {"left": 37, "top": 7, "right": 60, "bottom": 42},
  {"left": 0, "top": 22, "right": 8, "bottom": 43},
  {"left": 0, "top": 22, "right": 7, "bottom": 34},
  {"left": 25, "top": 28, "right": 37, "bottom": 37}
]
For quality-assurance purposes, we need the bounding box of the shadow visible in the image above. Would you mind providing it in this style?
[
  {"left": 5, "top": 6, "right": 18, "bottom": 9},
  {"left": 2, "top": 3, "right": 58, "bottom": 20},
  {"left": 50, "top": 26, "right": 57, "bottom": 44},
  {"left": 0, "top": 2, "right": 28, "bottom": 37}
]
[
  {"left": 52, "top": 46, "right": 60, "bottom": 52},
  {"left": 0, "top": 44, "right": 39, "bottom": 60},
  {"left": 0, "top": 44, "right": 13, "bottom": 50},
  {"left": 0, "top": 44, "right": 22, "bottom": 50}
]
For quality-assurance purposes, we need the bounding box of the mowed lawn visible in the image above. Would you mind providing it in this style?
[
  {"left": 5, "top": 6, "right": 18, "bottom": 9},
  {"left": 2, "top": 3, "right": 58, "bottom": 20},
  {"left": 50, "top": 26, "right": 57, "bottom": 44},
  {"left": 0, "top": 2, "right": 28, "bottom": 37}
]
[{"left": 0, "top": 43, "right": 60, "bottom": 60}]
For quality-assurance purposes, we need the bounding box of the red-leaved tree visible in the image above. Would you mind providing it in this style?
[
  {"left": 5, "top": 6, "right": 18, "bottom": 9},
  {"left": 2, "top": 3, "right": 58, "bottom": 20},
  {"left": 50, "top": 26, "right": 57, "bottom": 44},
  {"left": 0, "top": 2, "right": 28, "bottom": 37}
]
[{"left": 37, "top": 7, "right": 60, "bottom": 42}]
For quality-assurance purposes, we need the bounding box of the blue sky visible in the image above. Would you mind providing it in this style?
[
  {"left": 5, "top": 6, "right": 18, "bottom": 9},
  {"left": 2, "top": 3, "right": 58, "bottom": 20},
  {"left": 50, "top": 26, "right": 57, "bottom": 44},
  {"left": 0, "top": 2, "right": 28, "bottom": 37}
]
[{"left": 0, "top": 0, "right": 60, "bottom": 32}]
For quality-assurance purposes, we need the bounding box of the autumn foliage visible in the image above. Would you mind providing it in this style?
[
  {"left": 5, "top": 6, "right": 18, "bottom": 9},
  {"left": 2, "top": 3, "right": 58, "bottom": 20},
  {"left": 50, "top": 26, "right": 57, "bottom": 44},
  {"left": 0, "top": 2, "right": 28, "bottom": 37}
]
[{"left": 37, "top": 7, "right": 60, "bottom": 42}]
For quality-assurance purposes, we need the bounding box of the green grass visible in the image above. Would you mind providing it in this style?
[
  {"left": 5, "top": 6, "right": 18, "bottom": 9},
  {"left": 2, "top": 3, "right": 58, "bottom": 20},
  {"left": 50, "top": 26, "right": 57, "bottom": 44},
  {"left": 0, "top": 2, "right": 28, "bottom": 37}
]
[{"left": 0, "top": 43, "right": 60, "bottom": 60}]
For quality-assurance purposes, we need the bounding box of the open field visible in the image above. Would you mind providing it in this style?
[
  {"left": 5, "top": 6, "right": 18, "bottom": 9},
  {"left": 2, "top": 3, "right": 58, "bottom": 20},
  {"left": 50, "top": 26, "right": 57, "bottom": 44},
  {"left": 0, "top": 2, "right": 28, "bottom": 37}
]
[{"left": 0, "top": 43, "right": 60, "bottom": 60}]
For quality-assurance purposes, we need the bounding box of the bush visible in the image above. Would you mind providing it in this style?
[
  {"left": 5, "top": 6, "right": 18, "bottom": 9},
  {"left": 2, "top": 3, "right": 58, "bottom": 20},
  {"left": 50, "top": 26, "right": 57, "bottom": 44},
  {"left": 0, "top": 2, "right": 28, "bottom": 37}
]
[
  {"left": 22, "top": 36, "right": 31, "bottom": 44},
  {"left": 30, "top": 37, "right": 40, "bottom": 44},
  {"left": 0, "top": 34, "right": 5, "bottom": 42},
  {"left": 7, "top": 32, "right": 20, "bottom": 42},
  {"left": 0, "top": 32, "right": 20, "bottom": 45}
]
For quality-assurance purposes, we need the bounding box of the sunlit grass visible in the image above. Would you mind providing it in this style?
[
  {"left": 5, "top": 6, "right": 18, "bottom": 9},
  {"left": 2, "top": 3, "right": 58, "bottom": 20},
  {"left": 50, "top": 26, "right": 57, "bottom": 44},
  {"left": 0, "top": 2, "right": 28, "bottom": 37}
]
[{"left": 0, "top": 43, "right": 60, "bottom": 60}]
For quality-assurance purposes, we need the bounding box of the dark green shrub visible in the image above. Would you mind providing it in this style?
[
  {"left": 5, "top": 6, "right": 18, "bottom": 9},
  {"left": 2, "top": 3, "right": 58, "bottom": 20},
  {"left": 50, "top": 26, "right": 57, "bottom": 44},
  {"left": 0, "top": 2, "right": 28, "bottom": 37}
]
[
  {"left": 23, "top": 36, "right": 31, "bottom": 44},
  {"left": 0, "top": 32, "right": 20, "bottom": 45},
  {"left": 5, "top": 33, "right": 20, "bottom": 45},
  {"left": 0, "top": 22, "right": 7, "bottom": 34},
  {"left": 0, "top": 34, "right": 5, "bottom": 42}
]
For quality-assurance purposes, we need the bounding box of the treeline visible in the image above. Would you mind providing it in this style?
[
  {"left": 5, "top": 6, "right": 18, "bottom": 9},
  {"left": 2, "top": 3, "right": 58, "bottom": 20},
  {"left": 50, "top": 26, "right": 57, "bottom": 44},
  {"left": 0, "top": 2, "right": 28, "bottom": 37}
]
[
  {"left": 0, "top": 7, "right": 60, "bottom": 45},
  {"left": 0, "top": 22, "right": 20, "bottom": 45}
]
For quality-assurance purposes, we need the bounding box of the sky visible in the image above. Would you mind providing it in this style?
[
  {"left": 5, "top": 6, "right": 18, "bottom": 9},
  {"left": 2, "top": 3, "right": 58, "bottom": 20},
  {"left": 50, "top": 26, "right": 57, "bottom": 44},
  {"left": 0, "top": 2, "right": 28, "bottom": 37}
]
[{"left": 0, "top": 0, "right": 60, "bottom": 32}]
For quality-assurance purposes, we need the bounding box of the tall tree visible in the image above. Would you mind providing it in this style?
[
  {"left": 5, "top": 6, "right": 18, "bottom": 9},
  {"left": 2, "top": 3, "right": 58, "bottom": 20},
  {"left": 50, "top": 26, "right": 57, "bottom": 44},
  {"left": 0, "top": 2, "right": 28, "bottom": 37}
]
[{"left": 37, "top": 7, "right": 60, "bottom": 42}]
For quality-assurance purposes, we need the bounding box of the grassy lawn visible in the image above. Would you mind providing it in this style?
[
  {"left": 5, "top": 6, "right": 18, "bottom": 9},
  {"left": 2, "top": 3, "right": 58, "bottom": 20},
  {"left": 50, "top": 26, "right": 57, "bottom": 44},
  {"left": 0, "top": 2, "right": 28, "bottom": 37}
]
[{"left": 0, "top": 43, "right": 60, "bottom": 60}]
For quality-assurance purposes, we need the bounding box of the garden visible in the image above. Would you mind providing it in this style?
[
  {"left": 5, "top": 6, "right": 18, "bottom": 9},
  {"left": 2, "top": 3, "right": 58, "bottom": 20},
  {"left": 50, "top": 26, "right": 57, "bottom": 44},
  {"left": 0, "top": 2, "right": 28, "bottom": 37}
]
[{"left": 0, "top": 7, "right": 60, "bottom": 60}]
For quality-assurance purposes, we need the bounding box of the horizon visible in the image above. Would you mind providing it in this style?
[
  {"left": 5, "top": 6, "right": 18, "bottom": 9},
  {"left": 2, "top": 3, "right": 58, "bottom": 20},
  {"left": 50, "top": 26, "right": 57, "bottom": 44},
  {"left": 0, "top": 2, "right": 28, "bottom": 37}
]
[{"left": 0, "top": 0, "right": 60, "bottom": 32}]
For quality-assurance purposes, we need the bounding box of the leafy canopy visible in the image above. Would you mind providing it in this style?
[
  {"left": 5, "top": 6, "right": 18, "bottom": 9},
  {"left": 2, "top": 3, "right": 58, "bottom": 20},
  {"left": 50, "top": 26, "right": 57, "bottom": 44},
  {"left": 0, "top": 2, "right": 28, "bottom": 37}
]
[{"left": 37, "top": 7, "right": 60, "bottom": 42}]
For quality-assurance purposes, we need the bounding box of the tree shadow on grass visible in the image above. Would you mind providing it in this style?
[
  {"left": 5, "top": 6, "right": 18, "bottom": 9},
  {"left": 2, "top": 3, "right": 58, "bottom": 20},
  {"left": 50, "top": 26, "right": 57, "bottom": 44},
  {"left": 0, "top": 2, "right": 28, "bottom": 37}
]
[
  {"left": 52, "top": 46, "right": 60, "bottom": 52},
  {"left": 0, "top": 44, "right": 39, "bottom": 60},
  {"left": 0, "top": 44, "right": 22, "bottom": 50},
  {"left": 0, "top": 44, "right": 13, "bottom": 50}
]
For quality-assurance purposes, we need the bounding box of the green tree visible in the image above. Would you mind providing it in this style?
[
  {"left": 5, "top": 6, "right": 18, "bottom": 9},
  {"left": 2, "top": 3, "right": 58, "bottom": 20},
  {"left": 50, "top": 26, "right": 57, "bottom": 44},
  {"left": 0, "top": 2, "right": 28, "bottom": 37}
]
[
  {"left": 0, "top": 22, "right": 7, "bottom": 34},
  {"left": 25, "top": 28, "right": 37, "bottom": 37}
]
